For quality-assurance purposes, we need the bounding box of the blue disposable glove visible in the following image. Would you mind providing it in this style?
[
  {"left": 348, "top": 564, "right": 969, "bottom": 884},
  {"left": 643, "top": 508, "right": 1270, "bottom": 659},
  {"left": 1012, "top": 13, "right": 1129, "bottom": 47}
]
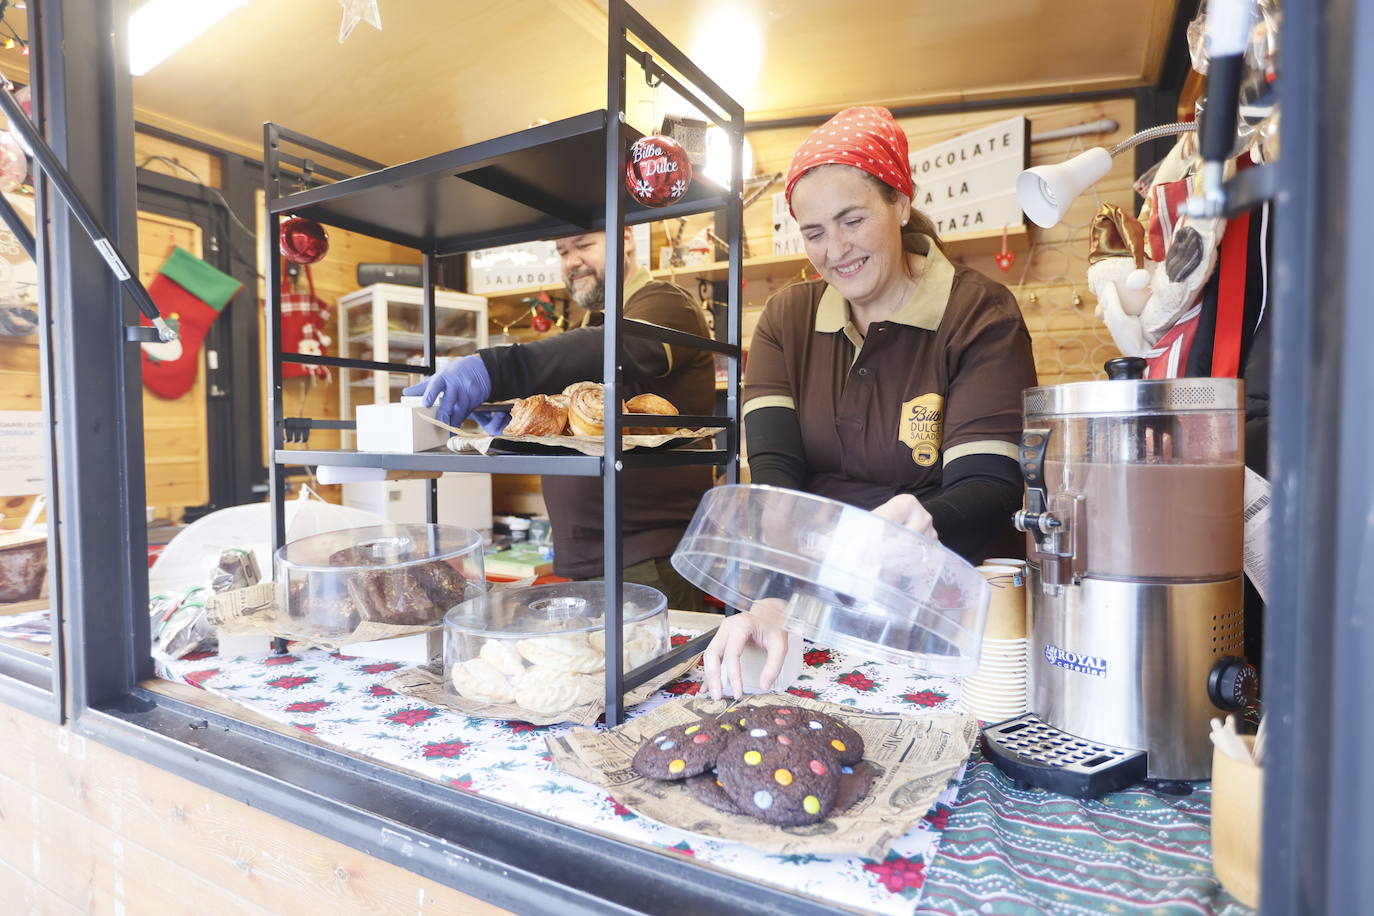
[
  {"left": 402, "top": 355, "right": 492, "bottom": 428},
  {"left": 472, "top": 410, "right": 512, "bottom": 436}
]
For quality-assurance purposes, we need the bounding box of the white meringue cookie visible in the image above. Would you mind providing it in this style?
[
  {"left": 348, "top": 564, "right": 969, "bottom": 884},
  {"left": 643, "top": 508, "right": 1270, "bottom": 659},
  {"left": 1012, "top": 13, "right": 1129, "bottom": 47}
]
[{"left": 450, "top": 657, "right": 516, "bottom": 704}]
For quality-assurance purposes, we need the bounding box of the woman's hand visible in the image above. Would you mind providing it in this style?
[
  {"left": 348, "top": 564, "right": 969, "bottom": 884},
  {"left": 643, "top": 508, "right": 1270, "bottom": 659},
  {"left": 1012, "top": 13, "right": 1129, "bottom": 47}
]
[
  {"left": 702, "top": 600, "right": 790, "bottom": 700},
  {"left": 872, "top": 493, "right": 938, "bottom": 539}
]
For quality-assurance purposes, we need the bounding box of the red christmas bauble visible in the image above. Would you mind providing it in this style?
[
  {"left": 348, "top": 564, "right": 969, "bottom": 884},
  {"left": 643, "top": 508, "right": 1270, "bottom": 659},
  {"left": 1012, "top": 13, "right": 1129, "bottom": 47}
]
[
  {"left": 531, "top": 314, "right": 552, "bottom": 333},
  {"left": 624, "top": 135, "right": 692, "bottom": 208},
  {"left": 279, "top": 216, "right": 329, "bottom": 265}
]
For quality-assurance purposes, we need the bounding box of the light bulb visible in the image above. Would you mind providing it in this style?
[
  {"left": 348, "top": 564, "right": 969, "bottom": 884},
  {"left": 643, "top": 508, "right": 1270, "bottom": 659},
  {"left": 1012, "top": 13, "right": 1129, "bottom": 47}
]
[
  {"left": 129, "top": 0, "right": 245, "bottom": 76},
  {"left": 703, "top": 127, "right": 752, "bottom": 190}
]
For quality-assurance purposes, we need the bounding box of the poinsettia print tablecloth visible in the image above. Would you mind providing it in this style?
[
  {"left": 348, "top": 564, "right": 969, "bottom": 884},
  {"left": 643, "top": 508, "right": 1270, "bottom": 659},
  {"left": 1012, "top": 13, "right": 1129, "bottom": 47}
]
[
  {"left": 161, "top": 636, "right": 965, "bottom": 915},
  {"left": 161, "top": 638, "right": 1249, "bottom": 915}
]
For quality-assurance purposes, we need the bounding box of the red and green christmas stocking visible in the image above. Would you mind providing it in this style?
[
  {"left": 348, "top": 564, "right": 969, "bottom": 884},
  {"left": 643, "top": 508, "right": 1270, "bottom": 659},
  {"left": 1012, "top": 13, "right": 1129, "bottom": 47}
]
[{"left": 140, "top": 246, "right": 243, "bottom": 399}]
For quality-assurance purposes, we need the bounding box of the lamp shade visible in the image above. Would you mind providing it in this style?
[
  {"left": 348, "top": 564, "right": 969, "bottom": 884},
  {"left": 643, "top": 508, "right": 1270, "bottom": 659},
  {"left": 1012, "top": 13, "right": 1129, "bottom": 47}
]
[{"left": 1016, "top": 147, "right": 1113, "bottom": 228}]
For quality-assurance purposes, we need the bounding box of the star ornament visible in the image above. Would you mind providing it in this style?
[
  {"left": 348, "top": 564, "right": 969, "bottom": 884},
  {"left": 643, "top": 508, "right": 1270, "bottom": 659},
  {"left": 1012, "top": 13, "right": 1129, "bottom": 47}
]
[{"left": 337, "top": 0, "right": 382, "bottom": 43}]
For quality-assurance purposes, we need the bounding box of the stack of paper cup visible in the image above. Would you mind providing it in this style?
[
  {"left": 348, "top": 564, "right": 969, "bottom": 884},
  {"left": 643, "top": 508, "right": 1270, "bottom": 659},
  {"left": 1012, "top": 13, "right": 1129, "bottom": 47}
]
[{"left": 962, "top": 562, "right": 1029, "bottom": 722}]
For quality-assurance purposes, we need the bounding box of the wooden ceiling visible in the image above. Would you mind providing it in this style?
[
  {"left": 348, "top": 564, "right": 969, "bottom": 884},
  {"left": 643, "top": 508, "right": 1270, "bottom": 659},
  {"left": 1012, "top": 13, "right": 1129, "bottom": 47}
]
[{"left": 0, "top": 0, "right": 1180, "bottom": 164}]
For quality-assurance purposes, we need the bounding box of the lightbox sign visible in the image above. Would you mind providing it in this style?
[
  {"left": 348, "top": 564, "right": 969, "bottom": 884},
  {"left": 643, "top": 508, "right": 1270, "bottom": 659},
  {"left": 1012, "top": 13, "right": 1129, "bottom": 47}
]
[
  {"left": 467, "top": 226, "right": 651, "bottom": 295},
  {"left": 908, "top": 115, "right": 1029, "bottom": 236}
]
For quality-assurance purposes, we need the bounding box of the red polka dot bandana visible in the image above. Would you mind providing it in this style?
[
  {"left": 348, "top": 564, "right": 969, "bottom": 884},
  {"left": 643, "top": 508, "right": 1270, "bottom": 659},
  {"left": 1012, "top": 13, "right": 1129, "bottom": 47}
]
[{"left": 785, "top": 106, "right": 913, "bottom": 215}]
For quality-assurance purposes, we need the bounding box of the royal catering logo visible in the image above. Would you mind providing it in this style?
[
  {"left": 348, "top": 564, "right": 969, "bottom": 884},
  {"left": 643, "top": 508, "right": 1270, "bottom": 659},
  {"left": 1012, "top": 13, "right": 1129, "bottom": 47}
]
[{"left": 1043, "top": 644, "right": 1108, "bottom": 678}]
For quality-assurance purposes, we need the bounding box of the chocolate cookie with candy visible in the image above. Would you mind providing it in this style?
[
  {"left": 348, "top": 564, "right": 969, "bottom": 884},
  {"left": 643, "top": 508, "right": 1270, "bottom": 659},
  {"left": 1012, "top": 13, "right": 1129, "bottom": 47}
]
[
  {"left": 686, "top": 769, "right": 746, "bottom": 815},
  {"left": 831, "top": 760, "right": 881, "bottom": 816},
  {"left": 788, "top": 708, "right": 865, "bottom": 765},
  {"left": 731, "top": 704, "right": 865, "bottom": 765},
  {"left": 631, "top": 719, "right": 734, "bottom": 780},
  {"left": 724, "top": 703, "right": 795, "bottom": 731},
  {"left": 716, "top": 727, "right": 841, "bottom": 826}
]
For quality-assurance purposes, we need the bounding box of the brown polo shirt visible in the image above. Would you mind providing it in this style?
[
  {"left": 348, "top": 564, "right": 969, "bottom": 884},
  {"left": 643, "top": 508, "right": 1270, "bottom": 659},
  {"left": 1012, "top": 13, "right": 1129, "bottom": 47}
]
[
  {"left": 539, "top": 267, "right": 715, "bottom": 577},
  {"left": 743, "top": 232, "right": 1036, "bottom": 510}
]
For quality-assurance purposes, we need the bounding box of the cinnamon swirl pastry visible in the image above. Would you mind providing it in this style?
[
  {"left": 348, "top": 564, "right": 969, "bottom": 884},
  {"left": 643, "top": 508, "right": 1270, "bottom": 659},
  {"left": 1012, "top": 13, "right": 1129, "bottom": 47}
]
[
  {"left": 624, "top": 393, "right": 678, "bottom": 436},
  {"left": 505, "top": 394, "right": 568, "bottom": 436},
  {"left": 562, "top": 381, "right": 600, "bottom": 400},
  {"left": 566, "top": 383, "right": 605, "bottom": 437}
]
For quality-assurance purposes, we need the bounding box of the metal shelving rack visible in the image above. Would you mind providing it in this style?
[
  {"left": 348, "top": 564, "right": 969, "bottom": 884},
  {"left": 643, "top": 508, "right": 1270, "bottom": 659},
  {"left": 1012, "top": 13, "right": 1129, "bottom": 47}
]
[{"left": 263, "top": 0, "right": 743, "bottom": 724}]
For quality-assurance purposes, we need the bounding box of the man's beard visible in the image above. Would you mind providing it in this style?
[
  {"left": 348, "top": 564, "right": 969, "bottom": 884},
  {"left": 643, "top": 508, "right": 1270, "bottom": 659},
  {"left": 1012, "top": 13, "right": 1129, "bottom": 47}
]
[{"left": 568, "top": 272, "right": 605, "bottom": 310}]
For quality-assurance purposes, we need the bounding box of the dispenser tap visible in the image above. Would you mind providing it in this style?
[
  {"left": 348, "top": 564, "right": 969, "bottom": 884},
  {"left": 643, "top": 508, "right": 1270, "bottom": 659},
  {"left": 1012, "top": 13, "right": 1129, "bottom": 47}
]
[
  {"left": 1013, "top": 427, "right": 1058, "bottom": 538},
  {"left": 1014, "top": 427, "right": 1073, "bottom": 588}
]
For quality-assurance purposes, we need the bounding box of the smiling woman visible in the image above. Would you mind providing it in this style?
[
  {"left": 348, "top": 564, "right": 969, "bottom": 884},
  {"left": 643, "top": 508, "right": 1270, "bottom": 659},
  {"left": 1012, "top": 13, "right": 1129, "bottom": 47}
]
[
  {"left": 712, "top": 106, "right": 1039, "bottom": 697},
  {"left": 741, "top": 107, "right": 1036, "bottom": 562}
]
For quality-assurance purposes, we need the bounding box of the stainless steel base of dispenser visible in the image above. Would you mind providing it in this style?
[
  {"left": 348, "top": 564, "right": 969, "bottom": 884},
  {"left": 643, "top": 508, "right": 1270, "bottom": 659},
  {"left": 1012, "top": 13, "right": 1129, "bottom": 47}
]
[{"left": 1026, "top": 568, "right": 1244, "bottom": 780}]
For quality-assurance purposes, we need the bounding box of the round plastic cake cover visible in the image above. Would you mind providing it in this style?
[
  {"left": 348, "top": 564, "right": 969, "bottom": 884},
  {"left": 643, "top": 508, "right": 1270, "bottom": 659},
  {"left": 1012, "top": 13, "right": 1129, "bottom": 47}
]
[{"left": 671, "top": 486, "right": 990, "bottom": 676}]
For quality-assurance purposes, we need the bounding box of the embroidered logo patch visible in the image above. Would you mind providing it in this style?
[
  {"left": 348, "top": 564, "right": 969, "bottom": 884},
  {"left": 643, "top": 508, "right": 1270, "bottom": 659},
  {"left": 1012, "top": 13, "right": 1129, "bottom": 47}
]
[{"left": 898, "top": 393, "right": 944, "bottom": 467}]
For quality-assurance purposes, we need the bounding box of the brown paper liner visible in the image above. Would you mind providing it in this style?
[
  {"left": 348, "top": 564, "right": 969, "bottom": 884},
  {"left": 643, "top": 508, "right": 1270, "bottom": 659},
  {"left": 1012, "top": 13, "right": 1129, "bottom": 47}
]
[
  {"left": 443, "top": 426, "right": 725, "bottom": 457},
  {"left": 547, "top": 695, "right": 977, "bottom": 857}
]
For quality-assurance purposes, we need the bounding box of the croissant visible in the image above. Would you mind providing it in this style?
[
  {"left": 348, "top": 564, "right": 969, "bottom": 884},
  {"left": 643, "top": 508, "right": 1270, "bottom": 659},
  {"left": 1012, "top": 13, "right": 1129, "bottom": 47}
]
[
  {"left": 625, "top": 393, "right": 678, "bottom": 436},
  {"left": 505, "top": 394, "right": 568, "bottom": 436},
  {"left": 566, "top": 384, "right": 605, "bottom": 437}
]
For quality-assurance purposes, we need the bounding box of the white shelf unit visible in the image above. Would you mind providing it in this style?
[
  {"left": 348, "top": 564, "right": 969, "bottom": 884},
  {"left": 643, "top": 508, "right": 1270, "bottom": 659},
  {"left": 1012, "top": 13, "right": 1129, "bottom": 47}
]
[{"left": 337, "top": 283, "right": 488, "bottom": 448}]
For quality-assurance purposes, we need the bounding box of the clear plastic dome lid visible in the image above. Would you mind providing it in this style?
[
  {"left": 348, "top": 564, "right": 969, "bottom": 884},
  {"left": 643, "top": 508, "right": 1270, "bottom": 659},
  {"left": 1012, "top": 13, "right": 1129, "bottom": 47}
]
[
  {"left": 276, "top": 523, "right": 483, "bottom": 572},
  {"left": 274, "top": 524, "right": 486, "bottom": 639},
  {"left": 444, "top": 581, "right": 668, "bottom": 637},
  {"left": 671, "top": 485, "right": 990, "bottom": 676}
]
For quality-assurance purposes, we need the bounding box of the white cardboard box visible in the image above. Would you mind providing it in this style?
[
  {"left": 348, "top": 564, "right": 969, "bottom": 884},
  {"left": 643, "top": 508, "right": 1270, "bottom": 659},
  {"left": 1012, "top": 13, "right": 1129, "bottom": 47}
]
[
  {"left": 345, "top": 629, "right": 443, "bottom": 666},
  {"left": 215, "top": 630, "right": 269, "bottom": 659},
  {"left": 342, "top": 473, "right": 493, "bottom": 531},
  {"left": 355, "top": 396, "right": 449, "bottom": 453}
]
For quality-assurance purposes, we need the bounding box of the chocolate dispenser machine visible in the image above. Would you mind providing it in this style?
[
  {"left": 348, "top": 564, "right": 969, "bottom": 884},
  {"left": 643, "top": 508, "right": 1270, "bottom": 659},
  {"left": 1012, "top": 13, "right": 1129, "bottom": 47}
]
[{"left": 983, "top": 359, "right": 1257, "bottom": 797}]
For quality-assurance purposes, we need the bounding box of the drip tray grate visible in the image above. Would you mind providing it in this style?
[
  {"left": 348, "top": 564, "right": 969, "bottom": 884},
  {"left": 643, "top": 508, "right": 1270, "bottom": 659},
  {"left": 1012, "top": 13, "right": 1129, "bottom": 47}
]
[{"left": 981, "top": 713, "right": 1148, "bottom": 799}]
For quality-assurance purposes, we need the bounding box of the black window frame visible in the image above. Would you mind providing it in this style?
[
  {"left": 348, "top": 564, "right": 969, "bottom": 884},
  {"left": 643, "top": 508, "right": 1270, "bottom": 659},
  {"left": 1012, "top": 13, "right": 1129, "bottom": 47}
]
[
  {"left": 0, "top": 15, "right": 62, "bottom": 723},
  {"left": 9, "top": 1, "right": 1371, "bottom": 913}
]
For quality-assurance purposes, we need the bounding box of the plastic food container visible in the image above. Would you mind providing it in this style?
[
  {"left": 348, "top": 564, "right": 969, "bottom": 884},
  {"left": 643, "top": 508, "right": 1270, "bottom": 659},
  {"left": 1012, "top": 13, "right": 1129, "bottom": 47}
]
[
  {"left": 0, "top": 530, "right": 47, "bottom": 603},
  {"left": 443, "top": 582, "right": 668, "bottom": 716},
  {"left": 671, "top": 485, "right": 990, "bottom": 676},
  {"left": 275, "top": 523, "right": 485, "bottom": 638}
]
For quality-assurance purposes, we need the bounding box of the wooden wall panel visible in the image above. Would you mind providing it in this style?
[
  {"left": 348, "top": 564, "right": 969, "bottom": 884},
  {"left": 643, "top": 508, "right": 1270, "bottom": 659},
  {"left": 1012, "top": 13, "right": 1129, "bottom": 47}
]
[
  {"left": 134, "top": 131, "right": 223, "bottom": 189},
  {"left": 0, "top": 701, "right": 511, "bottom": 916},
  {"left": 0, "top": 772, "right": 270, "bottom": 916},
  {"left": 0, "top": 858, "right": 84, "bottom": 916}
]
